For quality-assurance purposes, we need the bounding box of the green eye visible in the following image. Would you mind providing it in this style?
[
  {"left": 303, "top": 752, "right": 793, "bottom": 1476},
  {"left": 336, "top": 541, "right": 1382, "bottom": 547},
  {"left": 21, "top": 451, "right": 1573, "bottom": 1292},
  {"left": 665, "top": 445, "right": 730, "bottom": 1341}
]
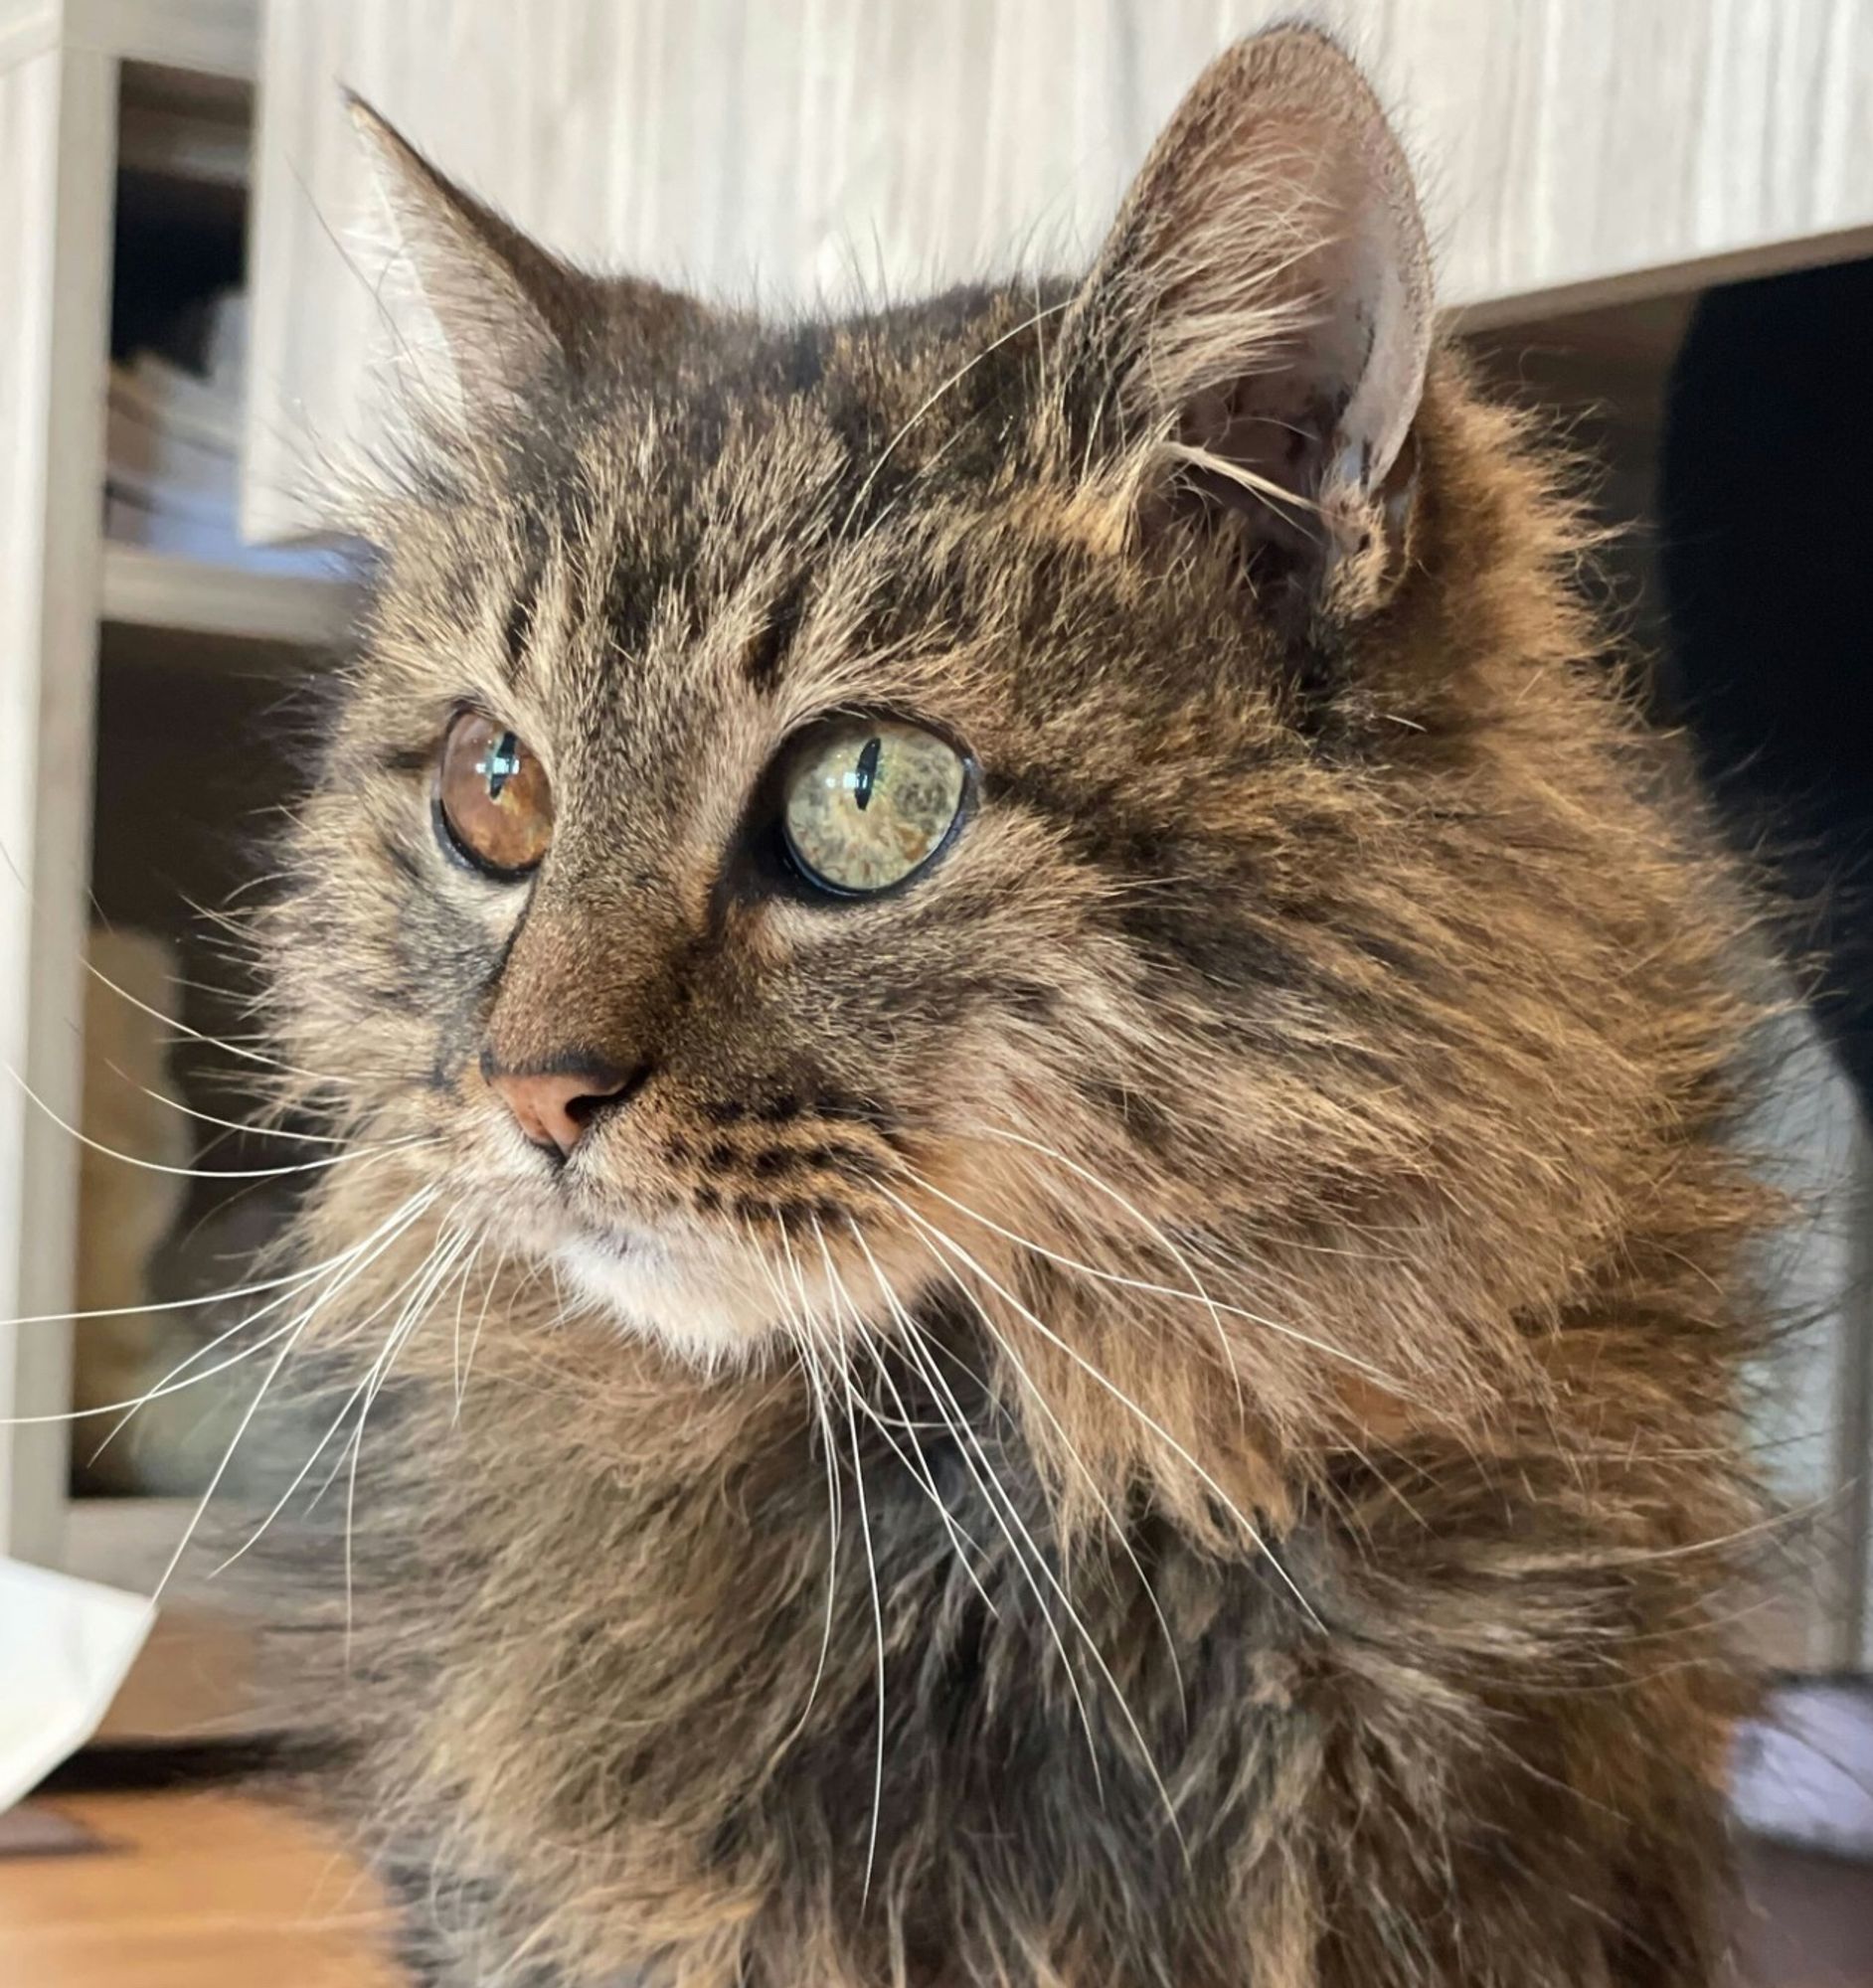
[{"left": 780, "top": 718, "right": 969, "bottom": 896}]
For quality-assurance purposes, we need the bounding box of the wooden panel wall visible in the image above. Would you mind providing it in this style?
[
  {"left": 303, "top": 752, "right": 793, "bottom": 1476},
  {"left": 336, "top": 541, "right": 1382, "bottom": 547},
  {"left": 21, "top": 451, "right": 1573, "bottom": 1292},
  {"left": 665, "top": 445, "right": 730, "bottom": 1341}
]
[{"left": 245, "top": 0, "right": 1873, "bottom": 537}]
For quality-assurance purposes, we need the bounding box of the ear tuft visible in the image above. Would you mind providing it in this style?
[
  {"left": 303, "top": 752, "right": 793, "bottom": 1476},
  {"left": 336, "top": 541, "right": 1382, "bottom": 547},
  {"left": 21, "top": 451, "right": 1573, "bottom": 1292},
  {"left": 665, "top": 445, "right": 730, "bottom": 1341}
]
[
  {"left": 1062, "top": 28, "right": 1434, "bottom": 625},
  {"left": 344, "top": 91, "right": 582, "bottom": 409}
]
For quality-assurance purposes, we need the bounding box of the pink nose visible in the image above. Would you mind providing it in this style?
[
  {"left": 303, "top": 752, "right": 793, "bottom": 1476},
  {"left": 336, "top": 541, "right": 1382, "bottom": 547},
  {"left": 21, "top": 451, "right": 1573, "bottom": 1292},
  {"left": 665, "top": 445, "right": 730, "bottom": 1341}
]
[{"left": 488, "top": 1064, "right": 634, "bottom": 1157}]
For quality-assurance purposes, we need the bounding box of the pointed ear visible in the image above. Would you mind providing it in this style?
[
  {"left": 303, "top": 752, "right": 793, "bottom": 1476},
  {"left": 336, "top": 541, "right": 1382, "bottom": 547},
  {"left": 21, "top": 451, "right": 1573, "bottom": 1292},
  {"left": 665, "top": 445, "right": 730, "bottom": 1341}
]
[
  {"left": 346, "top": 93, "right": 593, "bottom": 407},
  {"left": 1062, "top": 29, "right": 1433, "bottom": 625}
]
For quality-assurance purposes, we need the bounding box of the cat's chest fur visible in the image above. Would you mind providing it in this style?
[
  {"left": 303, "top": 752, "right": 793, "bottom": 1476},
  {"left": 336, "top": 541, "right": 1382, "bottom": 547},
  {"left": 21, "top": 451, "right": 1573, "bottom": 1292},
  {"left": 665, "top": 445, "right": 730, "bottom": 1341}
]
[{"left": 320, "top": 1332, "right": 1311, "bottom": 1987}]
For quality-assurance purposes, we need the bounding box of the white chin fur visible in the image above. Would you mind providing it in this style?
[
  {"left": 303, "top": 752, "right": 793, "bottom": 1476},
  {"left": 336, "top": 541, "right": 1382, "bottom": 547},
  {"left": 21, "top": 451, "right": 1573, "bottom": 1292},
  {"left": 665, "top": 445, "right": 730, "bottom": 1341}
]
[{"left": 553, "top": 1235, "right": 788, "bottom": 1366}]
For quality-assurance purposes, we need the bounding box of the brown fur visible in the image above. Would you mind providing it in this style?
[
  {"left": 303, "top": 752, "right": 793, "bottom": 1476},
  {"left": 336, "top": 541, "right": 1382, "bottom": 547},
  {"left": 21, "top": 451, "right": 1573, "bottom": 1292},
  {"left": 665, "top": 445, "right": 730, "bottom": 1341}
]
[{"left": 244, "top": 31, "right": 1771, "bottom": 1988}]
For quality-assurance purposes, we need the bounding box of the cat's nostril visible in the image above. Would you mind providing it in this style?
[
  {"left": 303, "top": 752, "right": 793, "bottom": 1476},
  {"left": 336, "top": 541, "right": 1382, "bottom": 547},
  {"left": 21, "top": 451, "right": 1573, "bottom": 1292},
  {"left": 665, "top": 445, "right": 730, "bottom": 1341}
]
[{"left": 487, "top": 1060, "right": 646, "bottom": 1160}]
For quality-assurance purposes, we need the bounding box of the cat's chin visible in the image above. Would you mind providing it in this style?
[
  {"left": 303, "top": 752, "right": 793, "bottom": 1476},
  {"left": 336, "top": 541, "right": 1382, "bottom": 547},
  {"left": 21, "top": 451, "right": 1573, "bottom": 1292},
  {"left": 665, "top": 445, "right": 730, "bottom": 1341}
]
[{"left": 551, "top": 1232, "right": 802, "bottom": 1366}]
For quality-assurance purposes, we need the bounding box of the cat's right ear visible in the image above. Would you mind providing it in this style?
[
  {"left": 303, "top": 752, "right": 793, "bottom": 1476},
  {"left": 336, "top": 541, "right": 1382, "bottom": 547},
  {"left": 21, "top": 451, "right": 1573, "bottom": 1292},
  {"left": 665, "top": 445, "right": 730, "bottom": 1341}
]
[{"left": 346, "top": 93, "right": 591, "bottom": 408}]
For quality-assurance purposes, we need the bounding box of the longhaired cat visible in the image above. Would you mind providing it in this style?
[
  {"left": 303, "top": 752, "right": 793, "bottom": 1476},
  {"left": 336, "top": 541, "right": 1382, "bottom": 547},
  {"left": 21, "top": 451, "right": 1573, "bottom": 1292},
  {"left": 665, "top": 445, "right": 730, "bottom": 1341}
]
[{"left": 251, "top": 29, "right": 1770, "bottom": 1988}]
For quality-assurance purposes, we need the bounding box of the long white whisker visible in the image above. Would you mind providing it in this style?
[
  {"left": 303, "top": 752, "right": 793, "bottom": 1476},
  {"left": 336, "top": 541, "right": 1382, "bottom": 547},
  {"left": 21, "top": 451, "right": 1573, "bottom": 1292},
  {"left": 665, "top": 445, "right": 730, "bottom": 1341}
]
[
  {"left": 3, "top": 1059, "right": 435, "bottom": 1178},
  {"left": 211, "top": 1196, "right": 451, "bottom": 1576},
  {"left": 881, "top": 1232, "right": 1191, "bottom": 1850},
  {"left": 0, "top": 1223, "right": 426, "bottom": 1349},
  {"left": 763, "top": 1225, "right": 846, "bottom": 1735},
  {"left": 836, "top": 1359, "right": 888, "bottom": 1906},
  {"left": 882, "top": 1217, "right": 1188, "bottom": 1713},
  {"left": 895, "top": 1310, "right": 1119, "bottom": 1803},
  {"left": 341, "top": 1224, "right": 474, "bottom": 1638},
  {"left": 151, "top": 1326, "right": 298, "bottom": 1607},
  {"left": 306, "top": 1223, "right": 472, "bottom": 1514},
  {"left": 965, "top": 1126, "right": 1246, "bottom": 1408},
  {"left": 811, "top": 1220, "right": 996, "bottom": 1614},
  {"left": 98, "top": 1063, "right": 361, "bottom": 1144},
  {"left": 456, "top": 1243, "right": 510, "bottom": 1418},
  {"left": 450, "top": 1237, "right": 482, "bottom": 1407},
  {"left": 138, "top": 1190, "right": 447, "bottom": 1607},
  {"left": 934, "top": 1138, "right": 1400, "bottom": 1389},
  {"left": 837, "top": 298, "right": 1074, "bottom": 538},
  {"left": 846, "top": 1223, "right": 1107, "bottom": 1794},
  {"left": 18, "top": 1203, "right": 433, "bottom": 1436},
  {"left": 80, "top": 953, "right": 377, "bottom": 1088},
  {"left": 879, "top": 1186, "right": 1322, "bottom": 1632}
]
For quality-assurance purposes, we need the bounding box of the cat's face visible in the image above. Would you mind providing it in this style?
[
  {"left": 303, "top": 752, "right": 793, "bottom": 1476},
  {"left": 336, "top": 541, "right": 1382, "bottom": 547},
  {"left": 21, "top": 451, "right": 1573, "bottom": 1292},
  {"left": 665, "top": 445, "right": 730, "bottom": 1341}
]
[
  {"left": 288, "top": 292, "right": 1321, "bottom": 1361},
  {"left": 270, "top": 35, "right": 1697, "bottom": 1424}
]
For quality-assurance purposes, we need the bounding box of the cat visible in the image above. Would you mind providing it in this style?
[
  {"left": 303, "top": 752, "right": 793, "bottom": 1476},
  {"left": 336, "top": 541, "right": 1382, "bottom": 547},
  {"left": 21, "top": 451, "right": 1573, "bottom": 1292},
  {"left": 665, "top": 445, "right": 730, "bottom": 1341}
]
[{"left": 246, "top": 28, "right": 1771, "bottom": 1988}]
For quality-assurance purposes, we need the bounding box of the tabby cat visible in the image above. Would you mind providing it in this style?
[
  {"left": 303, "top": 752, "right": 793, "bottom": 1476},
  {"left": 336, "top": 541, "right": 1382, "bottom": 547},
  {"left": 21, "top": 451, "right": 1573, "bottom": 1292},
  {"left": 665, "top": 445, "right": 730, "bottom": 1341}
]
[{"left": 252, "top": 28, "right": 1769, "bottom": 1988}]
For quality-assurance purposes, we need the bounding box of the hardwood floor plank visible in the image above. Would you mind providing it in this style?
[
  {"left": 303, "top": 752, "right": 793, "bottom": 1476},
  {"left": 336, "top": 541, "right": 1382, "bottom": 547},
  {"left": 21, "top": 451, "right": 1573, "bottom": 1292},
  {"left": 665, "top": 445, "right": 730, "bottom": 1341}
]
[{"left": 0, "top": 1791, "right": 397, "bottom": 1988}]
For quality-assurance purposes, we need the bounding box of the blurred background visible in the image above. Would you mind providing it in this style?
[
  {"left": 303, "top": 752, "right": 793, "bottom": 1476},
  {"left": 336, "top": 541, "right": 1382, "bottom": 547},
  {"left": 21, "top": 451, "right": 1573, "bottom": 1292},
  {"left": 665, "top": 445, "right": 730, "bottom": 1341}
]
[{"left": 0, "top": 3, "right": 1868, "bottom": 1981}]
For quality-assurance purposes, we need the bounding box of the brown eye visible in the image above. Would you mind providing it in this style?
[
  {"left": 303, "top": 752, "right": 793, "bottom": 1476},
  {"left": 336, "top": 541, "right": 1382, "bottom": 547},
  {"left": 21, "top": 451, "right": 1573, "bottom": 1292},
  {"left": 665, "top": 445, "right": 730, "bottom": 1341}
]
[{"left": 436, "top": 710, "right": 554, "bottom": 877}]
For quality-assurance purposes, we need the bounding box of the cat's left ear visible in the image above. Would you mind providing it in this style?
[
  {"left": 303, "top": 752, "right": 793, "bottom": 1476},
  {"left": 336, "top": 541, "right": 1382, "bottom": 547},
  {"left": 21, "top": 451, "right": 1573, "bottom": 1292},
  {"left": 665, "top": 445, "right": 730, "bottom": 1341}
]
[
  {"left": 346, "top": 93, "right": 594, "bottom": 408},
  {"left": 1060, "top": 28, "right": 1433, "bottom": 625}
]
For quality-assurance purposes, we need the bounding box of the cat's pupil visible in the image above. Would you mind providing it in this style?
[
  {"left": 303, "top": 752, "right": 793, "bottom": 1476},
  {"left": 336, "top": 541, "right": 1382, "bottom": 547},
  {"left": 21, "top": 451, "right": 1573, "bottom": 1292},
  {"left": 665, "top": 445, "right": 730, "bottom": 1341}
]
[
  {"left": 478, "top": 732, "right": 523, "bottom": 801},
  {"left": 850, "top": 736, "right": 882, "bottom": 812}
]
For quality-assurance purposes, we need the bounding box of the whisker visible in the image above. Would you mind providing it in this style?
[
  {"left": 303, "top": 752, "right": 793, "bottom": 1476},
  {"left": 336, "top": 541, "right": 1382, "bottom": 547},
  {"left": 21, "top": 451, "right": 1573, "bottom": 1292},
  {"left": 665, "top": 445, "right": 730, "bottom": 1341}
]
[
  {"left": 750, "top": 1230, "right": 845, "bottom": 1744},
  {"left": 836, "top": 1357, "right": 889, "bottom": 1905},
  {"left": 879, "top": 1228, "right": 1193, "bottom": 1847},
  {"left": 211, "top": 1195, "right": 453, "bottom": 1576},
  {"left": 456, "top": 1243, "right": 510, "bottom": 1419},
  {"left": 953, "top": 1131, "right": 1402, "bottom": 1388},
  {"left": 878, "top": 1186, "right": 1323, "bottom": 1633},
  {"left": 306, "top": 1225, "right": 473, "bottom": 1514},
  {"left": 8, "top": 1199, "right": 437, "bottom": 1431},
  {"left": 4, "top": 1059, "right": 436, "bottom": 1179},
  {"left": 810, "top": 1219, "right": 997, "bottom": 1614},
  {"left": 341, "top": 1223, "right": 476, "bottom": 1639},
  {"left": 844, "top": 1222, "right": 1107, "bottom": 1794},
  {"left": 882, "top": 1215, "right": 1188, "bottom": 1715},
  {"left": 450, "top": 1236, "right": 483, "bottom": 1407},
  {"left": 137, "top": 1180, "right": 441, "bottom": 1613},
  {"left": 964, "top": 1125, "right": 1246, "bottom": 1409},
  {"left": 151, "top": 1323, "right": 298, "bottom": 1607},
  {"left": 94, "top": 1059, "right": 360, "bottom": 1145},
  {"left": 302, "top": 1217, "right": 481, "bottom": 1638},
  {"left": 0, "top": 1229, "right": 413, "bottom": 1336},
  {"left": 836, "top": 298, "right": 1074, "bottom": 539},
  {"left": 80, "top": 953, "right": 379, "bottom": 1089}
]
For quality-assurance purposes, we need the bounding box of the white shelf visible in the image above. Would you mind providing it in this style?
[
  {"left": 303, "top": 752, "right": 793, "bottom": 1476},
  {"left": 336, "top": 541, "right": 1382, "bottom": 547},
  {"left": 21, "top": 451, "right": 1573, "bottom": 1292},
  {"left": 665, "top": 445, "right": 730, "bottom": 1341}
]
[{"left": 101, "top": 541, "right": 355, "bottom": 647}]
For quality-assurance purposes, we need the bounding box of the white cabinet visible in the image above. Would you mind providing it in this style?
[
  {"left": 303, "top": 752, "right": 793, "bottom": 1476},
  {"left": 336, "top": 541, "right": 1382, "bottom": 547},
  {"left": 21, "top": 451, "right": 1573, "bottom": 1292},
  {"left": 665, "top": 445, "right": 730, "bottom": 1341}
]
[
  {"left": 243, "top": 0, "right": 1873, "bottom": 538},
  {"left": 0, "top": 0, "right": 353, "bottom": 1738}
]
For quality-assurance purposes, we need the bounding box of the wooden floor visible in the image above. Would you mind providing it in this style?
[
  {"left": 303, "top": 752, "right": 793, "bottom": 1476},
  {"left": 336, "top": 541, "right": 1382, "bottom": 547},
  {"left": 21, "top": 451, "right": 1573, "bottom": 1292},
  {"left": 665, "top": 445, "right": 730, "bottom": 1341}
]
[
  {"left": 0, "top": 1791, "right": 1869, "bottom": 1986},
  {"left": 0, "top": 1791, "right": 398, "bottom": 1988}
]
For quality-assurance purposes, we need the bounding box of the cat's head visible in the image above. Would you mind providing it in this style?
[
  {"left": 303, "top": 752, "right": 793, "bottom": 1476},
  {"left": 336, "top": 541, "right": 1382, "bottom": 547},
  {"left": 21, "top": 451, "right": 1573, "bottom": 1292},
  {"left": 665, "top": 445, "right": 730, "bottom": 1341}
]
[{"left": 269, "top": 30, "right": 1732, "bottom": 1475}]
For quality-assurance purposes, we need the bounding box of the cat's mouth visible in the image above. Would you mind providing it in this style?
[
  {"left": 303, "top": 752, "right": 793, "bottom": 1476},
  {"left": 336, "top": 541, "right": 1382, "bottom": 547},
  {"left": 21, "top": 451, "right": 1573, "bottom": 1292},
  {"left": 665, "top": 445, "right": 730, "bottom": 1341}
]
[
  {"left": 471, "top": 1175, "right": 927, "bottom": 1363},
  {"left": 466, "top": 1095, "right": 923, "bottom": 1358}
]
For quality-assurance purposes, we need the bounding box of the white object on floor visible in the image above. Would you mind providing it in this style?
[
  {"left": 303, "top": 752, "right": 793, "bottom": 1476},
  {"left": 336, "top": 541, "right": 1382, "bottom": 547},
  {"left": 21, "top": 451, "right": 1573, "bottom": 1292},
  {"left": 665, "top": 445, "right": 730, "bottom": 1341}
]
[
  {"left": 1735, "top": 1681, "right": 1873, "bottom": 1860},
  {"left": 0, "top": 1558, "right": 151, "bottom": 1812}
]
